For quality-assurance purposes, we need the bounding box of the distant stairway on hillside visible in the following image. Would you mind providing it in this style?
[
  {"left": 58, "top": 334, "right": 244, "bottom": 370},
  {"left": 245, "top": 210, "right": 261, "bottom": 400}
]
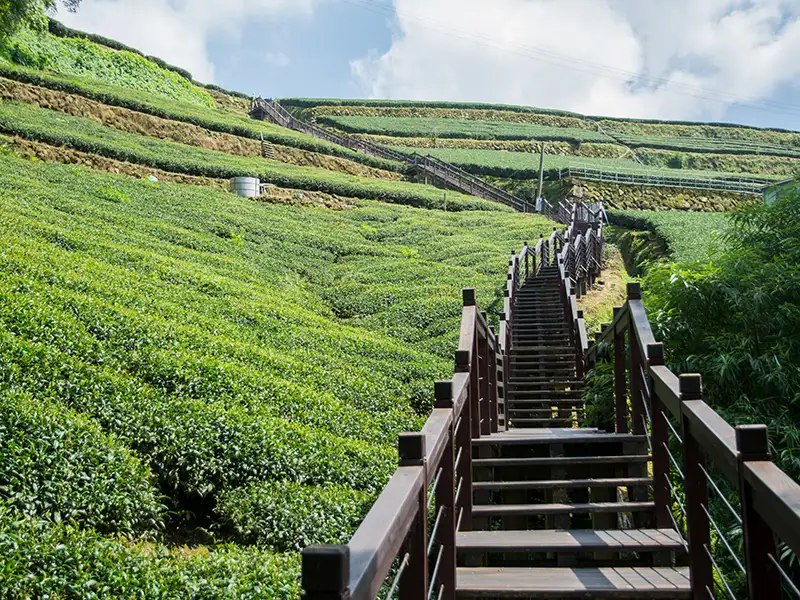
[{"left": 249, "top": 97, "right": 532, "bottom": 212}]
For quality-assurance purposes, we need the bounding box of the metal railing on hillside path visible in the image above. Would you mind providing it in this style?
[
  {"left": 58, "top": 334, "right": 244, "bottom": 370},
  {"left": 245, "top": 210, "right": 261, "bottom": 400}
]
[
  {"left": 250, "top": 98, "right": 531, "bottom": 212},
  {"left": 558, "top": 166, "right": 771, "bottom": 196}
]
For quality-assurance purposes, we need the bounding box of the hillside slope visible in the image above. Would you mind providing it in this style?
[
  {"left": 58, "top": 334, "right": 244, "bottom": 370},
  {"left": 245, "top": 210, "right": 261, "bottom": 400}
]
[{"left": 283, "top": 98, "right": 798, "bottom": 208}]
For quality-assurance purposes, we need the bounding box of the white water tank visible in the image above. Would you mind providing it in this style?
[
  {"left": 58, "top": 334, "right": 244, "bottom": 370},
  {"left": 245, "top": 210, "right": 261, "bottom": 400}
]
[{"left": 230, "top": 177, "right": 260, "bottom": 198}]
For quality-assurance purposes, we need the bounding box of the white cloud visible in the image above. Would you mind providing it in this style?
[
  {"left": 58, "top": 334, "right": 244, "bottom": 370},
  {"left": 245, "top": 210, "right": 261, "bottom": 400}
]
[
  {"left": 264, "top": 51, "right": 290, "bottom": 68},
  {"left": 351, "top": 0, "right": 800, "bottom": 121},
  {"left": 55, "top": 0, "right": 315, "bottom": 83}
]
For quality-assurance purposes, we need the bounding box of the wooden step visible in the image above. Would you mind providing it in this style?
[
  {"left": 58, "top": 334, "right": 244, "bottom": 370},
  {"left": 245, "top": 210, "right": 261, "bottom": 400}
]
[
  {"left": 510, "top": 353, "right": 577, "bottom": 360},
  {"left": 503, "top": 378, "right": 584, "bottom": 387},
  {"left": 456, "top": 528, "right": 684, "bottom": 553},
  {"left": 511, "top": 346, "right": 575, "bottom": 353},
  {"left": 508, "top": 389, "right": 582, "bottom": 396},
  {"left": 473, "top": 478, "right": 652, "bottom": 491},
  {"left": 510, "top": 418, "right": 582, "bottom": 427},
  {"left": 473, "top": 455, "right": 652, "bottom": 467},
  {"left": 472, "top": 431, "right": 645, "bottom": 446},
  {"left": 507, "top": 401, "right": 585, "bottom": 408},
  {"left": 457, "top": 566, "right": 691, "bottom": 598},
  {"left": 472, "top": 501, "right": 655, "bottom": 518},
  {"left": 507, "top": 408, "right": 584, "bottom": 417}
]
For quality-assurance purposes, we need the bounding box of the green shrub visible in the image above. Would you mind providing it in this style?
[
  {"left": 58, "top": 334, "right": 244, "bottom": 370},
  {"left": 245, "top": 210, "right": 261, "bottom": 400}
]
[
  {"left": 581, "top": 361, "right": 616, "bottom": 431},
  {"left": 217, "top": 481, "right": 373, "bottom": 550},
  {"left": 0, "top": 502, "right": 300, "bottom": 599},
  {"left": 320, "top": 115, "right": 612, "bottom": 143},
  {"left": 0, "top": 100, "right": 504, "bottom": 211},
  {"left": 0, "top": 65, "right": 401, "bottom": 170},
  {"left": 390, "top": 146, "right": 774, "bottom": 185},
  {"left": 280, "top": 97, "right": 584, "bottom": 117},
  {"left": 642, "top": 189, "right": 800, "bottom": 481},
  {"left": 609, "top": 210, "right": 730, "bottom": 262},
  {"left": 0, "top": 388, "right": 164, "bottom": 537},
  {"left": 1, "top": 27, "right": 212, "bottom": 106},
  {"left": 0, "top": 154, "right": 553, "bottom": 547}
]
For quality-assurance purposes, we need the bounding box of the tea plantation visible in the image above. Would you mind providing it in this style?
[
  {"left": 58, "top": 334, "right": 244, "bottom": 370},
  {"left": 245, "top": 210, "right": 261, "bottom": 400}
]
[
  {"left": 0, "top": 151, "right": 553, "bottom": 593},
  {"left": 609, "top": 210, "right": 731, "bottom": 262},
  {"left": 293, "top": 98, "right": 800, "bottom": 186}
]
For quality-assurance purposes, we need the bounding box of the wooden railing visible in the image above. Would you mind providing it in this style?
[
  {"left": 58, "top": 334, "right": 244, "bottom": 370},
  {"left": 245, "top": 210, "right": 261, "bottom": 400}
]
[
  {"left": 586, "top": 284, "right": 800, "bottom": 599},
  {"left": 249, "top": 98, "right": 530, "bottom": 212},
  {"left": 300, "top": 202, "right": 604, "bottom": 600}
]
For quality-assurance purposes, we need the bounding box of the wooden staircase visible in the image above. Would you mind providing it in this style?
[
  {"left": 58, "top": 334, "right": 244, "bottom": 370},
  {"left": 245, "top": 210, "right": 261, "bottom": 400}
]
[
  {"left": 300, "top": 202, "right": 800, "bottom": 600},
  {"left": 457, "top": 265, "right": 691, "bottom": 598}
]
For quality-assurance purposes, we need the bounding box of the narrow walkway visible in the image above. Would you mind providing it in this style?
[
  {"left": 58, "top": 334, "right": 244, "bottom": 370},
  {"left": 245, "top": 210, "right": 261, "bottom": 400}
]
[{"left": 456, "top": 266, "right": 691, "bottom": 598}]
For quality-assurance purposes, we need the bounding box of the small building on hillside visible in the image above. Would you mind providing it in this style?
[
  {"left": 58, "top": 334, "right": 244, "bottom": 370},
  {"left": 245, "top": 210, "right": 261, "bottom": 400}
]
[{"left": 762, "top": 179, "right": 799, "bottom": 205}]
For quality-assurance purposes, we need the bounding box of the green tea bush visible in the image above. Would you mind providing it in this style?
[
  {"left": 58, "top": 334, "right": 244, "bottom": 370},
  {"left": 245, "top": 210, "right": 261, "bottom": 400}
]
[
  {"left": 391, "top": 146, "right": 772, "bottom": 184},
  {"left": 0, "top": 502, "right": 300, "bottom": 598},
  {"left": 217, "top": 481, "right": 373, "bottom": 550},
  {"left": 1, "top": 27, "right": 213, "bottom": 107},
  {"left": 609, "top": 210, "right": 730, "bottom": 262},
  {"left": 642, "top": 188, "right": 800, "bottom": 481},
  {"left": 617, "top": 132, "right": 800, "bottom": 159},
  {"left": 0, "top": 100, "right": 503, "bottom": 211},
  {"left": 0, "top": 154, "right": 553, "bottom": 554},
  {"left": 0, "top": 65, "right": 401, "bottom": 170},
  {"left": 320, "top": 115, "right": 612, "bottom": 143},
  {"left": 0, "top": 388, "right": 164, "bottom": 536},
  {"left": 281, "top": 97, "right": 583, "bottom": 117}
]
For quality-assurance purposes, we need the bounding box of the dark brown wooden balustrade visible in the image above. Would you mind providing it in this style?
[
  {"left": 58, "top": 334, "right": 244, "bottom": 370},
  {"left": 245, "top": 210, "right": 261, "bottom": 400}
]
[
  {"left": 300, "top": 203, "right": 604, "bottom": 600},
  {"left": 586, "top": 282, "right": 800, "bottom": 600}
]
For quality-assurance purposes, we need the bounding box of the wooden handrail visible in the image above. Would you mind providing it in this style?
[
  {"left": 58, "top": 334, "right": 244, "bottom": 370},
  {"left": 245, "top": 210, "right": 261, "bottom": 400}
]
[
  {"left": 300, "top": 202, "right": 604, "bottom": 600},
  {"left": 586, "top": 280, "right": 800, "bottom": 599}
]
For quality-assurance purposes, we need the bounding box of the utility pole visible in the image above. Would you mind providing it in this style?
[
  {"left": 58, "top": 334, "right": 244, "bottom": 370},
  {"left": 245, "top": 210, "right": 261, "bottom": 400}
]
[{"left": 536, "top": 143, "right": 546, "bottom": 213}]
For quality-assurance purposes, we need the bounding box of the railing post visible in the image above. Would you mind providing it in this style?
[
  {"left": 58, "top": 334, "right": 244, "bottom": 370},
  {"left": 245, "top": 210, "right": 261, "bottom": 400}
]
[
  {"left": 647, "top": 343, "right": 671, "bottom": 529},
  {"left": 479, "top": 313, "right": 491, "bottom": 436},
  {"left": 613, "top": 305, "right": 628, "bottom": 434},
  {"left": 398, "top": 433, "right": 428, "bottom": 600},
  {"left": 736, "top": 425, "right": 781, "bottom": 600},
  {"left": 524, "top": 242, "right": 529, "bottom": 280},
  {"left": 434, "top": 382, "right": 457, "bottom": 600},
  {"left": 680, "top": 374, "right": 713, "bottom": 600},
  {"left": 302, "top": 545, "right": 350, "bottom": 600},
  {"left": 488, "top": 323, "right": 499, "bottom": 434},
  {"left": 627, "top": 283, "right": 645, "bottom": 435},
  {"left": 461, "top": 289, "right": 481, "bottom": 441}
]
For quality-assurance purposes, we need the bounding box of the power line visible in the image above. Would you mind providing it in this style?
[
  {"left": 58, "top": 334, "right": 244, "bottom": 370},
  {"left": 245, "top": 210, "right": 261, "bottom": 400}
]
[{"left": 338, "top": 0, "right": 800, "bottom": 119}]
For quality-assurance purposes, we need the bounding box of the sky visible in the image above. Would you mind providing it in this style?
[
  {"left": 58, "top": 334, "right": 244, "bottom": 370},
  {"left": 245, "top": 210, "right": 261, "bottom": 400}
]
[{"left": 56, "top": 0, "right": 800, "bottom": 130}]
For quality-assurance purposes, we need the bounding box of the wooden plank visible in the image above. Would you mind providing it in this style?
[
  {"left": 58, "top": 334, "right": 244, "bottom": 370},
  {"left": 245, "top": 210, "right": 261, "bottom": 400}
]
[
  {"left": 472, "top": 502, "right": 655, "bottom": 517},
  {"left": 457, "top": 529, "right": 685, "bottom": 553},
  {"left": 456, "top": 306, "right": 477, "bottom": 373},
  {"left": 473, "top": 455, "right": 652, "bottom": 467},
  {"left": 472, "top": 478, "right": 652, "bottom": 491},
  {"left": 681, "top": 400, "right": 738, "bottom": 483},
  {"left": 348, "top": 467, "right": 425, "bottom": 600},
  {"left": 452, "top": 372, "right": 470, "bottom": 420},
  {"left": 650, "top": 366, "right": 681, "bottom": 420},
  {"left": 457, "top": 567, "right": 691, "bottom": 598},
  {"left": 472, "top": 431, "right": 644, "bottom": 446},
  {"left": 421, "top": 409, "right": 453, "bottom": 486},
  {"left": 746, "top": 461, "right": 800, "bottom": 559}
]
